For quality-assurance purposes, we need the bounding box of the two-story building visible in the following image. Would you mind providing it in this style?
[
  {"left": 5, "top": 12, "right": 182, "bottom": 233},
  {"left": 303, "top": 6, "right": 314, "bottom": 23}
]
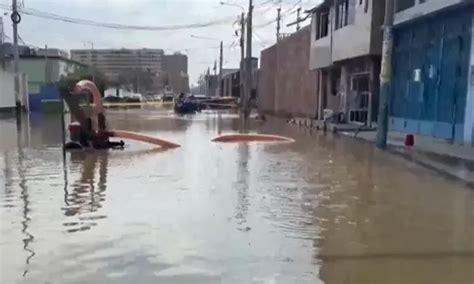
[
  {"left": 309, "top": 0, "right": 385, "bottom": 126},
  {"left": 389, "top": 0, "right": 474, "bottom": 144}
]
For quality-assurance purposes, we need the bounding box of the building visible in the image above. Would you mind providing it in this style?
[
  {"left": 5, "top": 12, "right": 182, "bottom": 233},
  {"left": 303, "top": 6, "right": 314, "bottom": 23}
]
[
  {"left": 309, "top": 0, "right": 385, "bottom": 125},
  {"left": 389, "top": 0, "right": 474, "bottom": 143},
  {"left": 5, "top": 55, "right": 85, "bottom": 94},
  {"left": 162, "top": 53, "right": 189, "bottom": 94},
  {"left": 220, "top": 69, "right": 240, "bottom": 97},
  {"left": 1, "top": 44, "right": 78, "bottom": 111},
  {"left": 71, "top": 48, "right": 164, "bottom": 93},
  {"left": 221, "top": 69, "right": 240, "bottom": 98},
  {"left": 259, "top": 26, "right": 319, "bottom": 118},
  {"left": 206, "top": 74, "right": 218, "bottom": 97}
]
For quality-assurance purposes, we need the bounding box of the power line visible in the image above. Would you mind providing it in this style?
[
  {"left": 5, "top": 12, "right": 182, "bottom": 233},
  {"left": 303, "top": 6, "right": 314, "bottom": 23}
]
[
  {"left": 254, "top": 5, "right": 293, "bottom": 28},
  {"left": 0, "top": 4, "right": 237, "bottom": 31}
]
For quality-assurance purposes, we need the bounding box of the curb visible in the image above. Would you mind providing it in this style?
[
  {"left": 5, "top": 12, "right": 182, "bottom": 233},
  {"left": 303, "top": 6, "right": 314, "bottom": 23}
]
[{"left": 339, "top": 132, "right": 474, "bottom": 188}]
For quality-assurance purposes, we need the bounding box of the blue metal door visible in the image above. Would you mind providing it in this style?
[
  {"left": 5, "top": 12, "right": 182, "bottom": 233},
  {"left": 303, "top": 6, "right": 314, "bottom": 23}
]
[{"left": 391, "top": 9, "right": 472, "bottom": 141}]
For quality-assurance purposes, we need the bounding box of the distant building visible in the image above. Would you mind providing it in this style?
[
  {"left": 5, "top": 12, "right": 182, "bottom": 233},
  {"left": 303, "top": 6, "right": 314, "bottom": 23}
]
[
  {"left": 221, "top": 69, "right": 240, "bottom": 98},
  {"left": 71, "top": 48, "right": 164, "bottom": 93},
  {"left": 162, "top": 53, "right": 189, "bottom": 94},
  {"left": 5, "top": 55, "right": 84, "bottom": 93},
  {"left": 206, "top": 74, "right": 218, "bottom": 97}
]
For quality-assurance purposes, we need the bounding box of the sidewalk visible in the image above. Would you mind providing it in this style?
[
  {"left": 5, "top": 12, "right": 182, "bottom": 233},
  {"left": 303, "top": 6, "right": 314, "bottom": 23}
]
[{"left": 341, "top": 130, "right": 474, "bottom": 185}]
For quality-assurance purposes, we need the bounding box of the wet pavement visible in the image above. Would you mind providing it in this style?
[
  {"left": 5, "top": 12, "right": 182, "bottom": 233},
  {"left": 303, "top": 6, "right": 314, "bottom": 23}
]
[{"left": 1, "top": 108, "right": 473, "bottom": 284}]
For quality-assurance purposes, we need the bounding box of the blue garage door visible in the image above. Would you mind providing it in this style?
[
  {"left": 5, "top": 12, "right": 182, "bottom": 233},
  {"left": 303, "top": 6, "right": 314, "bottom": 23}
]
[{"left": 390, "top": 9, "right": 472, "bottom": 141}]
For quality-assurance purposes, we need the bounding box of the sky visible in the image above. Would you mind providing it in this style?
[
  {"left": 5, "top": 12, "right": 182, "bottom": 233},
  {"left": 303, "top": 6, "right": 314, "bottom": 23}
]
[{"left": 0, "top": 0, "right": 319, "bottom": 85}]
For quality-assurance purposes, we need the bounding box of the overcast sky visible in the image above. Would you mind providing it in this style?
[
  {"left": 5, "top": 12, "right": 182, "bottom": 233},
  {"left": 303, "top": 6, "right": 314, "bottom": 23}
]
[{"left": 0, "top": 0, "right": 319, "bottom": 84}]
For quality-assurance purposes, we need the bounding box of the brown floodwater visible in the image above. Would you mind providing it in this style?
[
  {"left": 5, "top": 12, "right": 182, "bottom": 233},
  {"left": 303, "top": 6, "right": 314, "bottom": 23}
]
[{"left": 1, "top": 108, "right": 473, "bottom": 284}]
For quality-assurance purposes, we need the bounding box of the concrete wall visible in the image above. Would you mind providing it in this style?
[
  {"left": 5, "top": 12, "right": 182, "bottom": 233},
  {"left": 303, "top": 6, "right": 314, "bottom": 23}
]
[
  {"left": 310, "top": 12, "right": 332, "bottom": 70},
  {"left": 332, "top": 0, "right": 374, "bottom": 62},
  {"left": 395, "top": 0, "right": 467, "bottom": 25},
  {"left": 310, "top": 0, "right": 384, "bottom": 69},
  {"left": 0, "top": 69, "right": 15, "bottom": 109},
  {"left": 259, "top": 26, "right": 319, "bottom": 118},
  {"left": 259, "top": 45, "right": 276, "bottom": 113}
]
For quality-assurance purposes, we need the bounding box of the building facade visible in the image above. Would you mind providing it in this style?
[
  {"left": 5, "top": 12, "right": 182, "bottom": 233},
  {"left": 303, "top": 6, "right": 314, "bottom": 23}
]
[
  {"left": 221, "top": 69, "right": 240, "bottom": 98},
  {"left": 162, "top": 53, "right": 189, "bottom": 94},
  {"left": 260, "top": 26, "right": 319, "bottom": 117},
  {"left": 389, "top": 0, "right": 474, "bottom": 143},
  {"left": 6, "top": 55, "right": 85, "bottom": 94},
  {"left": 71, "top": 48, "right": 163, "bottom": 85},
  {"left": 309, "top": 0, "right": 384, "bottom": 125},
  {"left": 5, "top": 55, "right": 84, "bottom": 94}
]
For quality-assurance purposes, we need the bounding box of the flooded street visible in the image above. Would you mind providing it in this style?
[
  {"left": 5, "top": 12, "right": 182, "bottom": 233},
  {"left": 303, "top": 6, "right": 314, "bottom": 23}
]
[{"left": 1, "top": 108, "right": 473, "bottom": 284}]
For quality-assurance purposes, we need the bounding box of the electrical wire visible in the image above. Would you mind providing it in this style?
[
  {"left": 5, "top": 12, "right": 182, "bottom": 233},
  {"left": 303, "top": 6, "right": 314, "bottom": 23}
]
[{"left": 0, "top": 3, "right": 237, "bottom": 31}]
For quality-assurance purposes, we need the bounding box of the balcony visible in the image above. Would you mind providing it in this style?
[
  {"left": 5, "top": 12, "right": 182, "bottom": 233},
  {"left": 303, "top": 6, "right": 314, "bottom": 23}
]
[{"left": 394, "top": 0, "right": 467, "bottom": 25}]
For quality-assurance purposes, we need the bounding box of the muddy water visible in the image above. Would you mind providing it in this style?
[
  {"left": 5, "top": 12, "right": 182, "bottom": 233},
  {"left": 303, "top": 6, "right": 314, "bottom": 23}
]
[{"left": 1, "top": 109, "right": 473, "bottom": 284}]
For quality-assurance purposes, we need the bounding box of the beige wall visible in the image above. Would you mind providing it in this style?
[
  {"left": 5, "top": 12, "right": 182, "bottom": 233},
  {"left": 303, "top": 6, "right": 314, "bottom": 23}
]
[{"left": 260, "top": 27, "right": 319, "bottom": 118}]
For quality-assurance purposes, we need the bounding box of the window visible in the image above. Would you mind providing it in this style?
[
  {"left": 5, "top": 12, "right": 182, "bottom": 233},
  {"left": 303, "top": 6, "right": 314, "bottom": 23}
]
[
  {"left": 335, "top": 0, "right": 352, "bottom": 30},
  {"left": 396, "top": 0, "right": 415, "bottom": 12},
  {"left": 315, "top": 11, "right": 329, "bottom": 40}
]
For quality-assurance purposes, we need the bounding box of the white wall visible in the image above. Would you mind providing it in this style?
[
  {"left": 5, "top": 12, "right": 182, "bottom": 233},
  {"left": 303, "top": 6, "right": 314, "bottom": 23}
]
[
  {"left": 104, "top": 88, "right": 134, "bottom": 98},
  {"left": 310, "top": 12, "right": 332, "bottom": 70},
  {"left": 464, "top": 13, "right": 474, "bottom": 144},
  {"left": 0, "top": 69, "right": 15, "bottom": 109},
  {"left": 0, "top": 70, "right": 29, "bottom": 109},
  {"left": 332, "top": 0, "right": 373, "bottom": 62}
]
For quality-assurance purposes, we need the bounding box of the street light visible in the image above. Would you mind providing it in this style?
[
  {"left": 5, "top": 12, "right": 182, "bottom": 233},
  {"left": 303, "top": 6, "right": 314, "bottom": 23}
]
[{"left": 219, "top": 1, "right": 245, "bottom": 12}]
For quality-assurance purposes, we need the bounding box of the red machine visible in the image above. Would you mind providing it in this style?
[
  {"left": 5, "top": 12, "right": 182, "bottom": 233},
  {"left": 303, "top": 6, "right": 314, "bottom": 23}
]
[{"left": 64, "top": 80, "right": 180, "bottom": 150}]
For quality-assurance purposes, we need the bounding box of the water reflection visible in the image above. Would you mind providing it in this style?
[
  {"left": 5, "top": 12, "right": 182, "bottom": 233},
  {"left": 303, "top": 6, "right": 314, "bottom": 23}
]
[
  {"left": 234, "top": 143, "right": 250, "bottom": 230},
  {"left": 63, "top": 151, "right": 109, "bottom": 233},
  {"left": 16, "top": 120, "right": 35, "bottom": 277}
]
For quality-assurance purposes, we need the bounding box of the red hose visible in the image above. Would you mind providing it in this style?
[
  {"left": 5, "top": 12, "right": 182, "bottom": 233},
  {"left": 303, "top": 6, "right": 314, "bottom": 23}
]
[
  {"left": 107, "top": 130, "right": 180, "bottom": 149},
  {"left": 212, "top": 133, "right": 294, "bottom": 143}
]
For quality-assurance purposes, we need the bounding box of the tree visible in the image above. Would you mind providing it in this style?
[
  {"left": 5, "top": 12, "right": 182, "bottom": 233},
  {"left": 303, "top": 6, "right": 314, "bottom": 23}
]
[{"left": 58, "top": 66, "right": 109, "bottom": 97}]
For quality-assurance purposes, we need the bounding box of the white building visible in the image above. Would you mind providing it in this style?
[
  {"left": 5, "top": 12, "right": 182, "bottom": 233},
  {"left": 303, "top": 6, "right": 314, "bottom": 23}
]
[{"left": 71, "top": 48, "right": 164, "bottom": 82}]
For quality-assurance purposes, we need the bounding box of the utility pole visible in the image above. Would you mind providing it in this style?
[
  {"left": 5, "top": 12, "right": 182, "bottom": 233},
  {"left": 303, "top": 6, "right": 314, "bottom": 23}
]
[
  {"left": 240, "top": 12, "right": 245, "bottom": 106},
  {"left": 0, "top": 16, "right": 3, "bottom": 45},
  {"left": 0, "top": 16, "right": 4, "bottom": 69},
  {"left": 12, "top": 0, "right": 21, "bottom": 111},
  {"left": 276, "top": 8, "right": 281, "bottom": 42},
  {"left": 44, "top": 44, "right": 48, "bottom": 83},
  {"left": 376, "top": 0, "right": 394, "bottom": 149},
  {"left": 243, "top": 0, "right": 253, "bottom": 118},
  {"left": 296, "top": 7, "right": 301, "bottom": 31},
  {"left": 218, "top": 40, "right": 223, "bottom": 97},
  {"left": 206, "top": 67, "right": 210, "bottom": 96}
]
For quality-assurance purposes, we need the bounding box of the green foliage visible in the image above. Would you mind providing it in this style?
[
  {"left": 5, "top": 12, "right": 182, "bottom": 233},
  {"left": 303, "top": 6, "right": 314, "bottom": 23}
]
[{"left": 58, "top": 67, "right": 109, "bottom": 97}]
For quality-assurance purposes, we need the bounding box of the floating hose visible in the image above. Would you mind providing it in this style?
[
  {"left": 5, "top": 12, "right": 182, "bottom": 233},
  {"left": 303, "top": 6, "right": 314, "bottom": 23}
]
[
  {"left": 107, "top": 130, "right": 180, "bottom": 149},
  {"left": 212, "top": 133, "right": 295, "bottom": 143}
]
